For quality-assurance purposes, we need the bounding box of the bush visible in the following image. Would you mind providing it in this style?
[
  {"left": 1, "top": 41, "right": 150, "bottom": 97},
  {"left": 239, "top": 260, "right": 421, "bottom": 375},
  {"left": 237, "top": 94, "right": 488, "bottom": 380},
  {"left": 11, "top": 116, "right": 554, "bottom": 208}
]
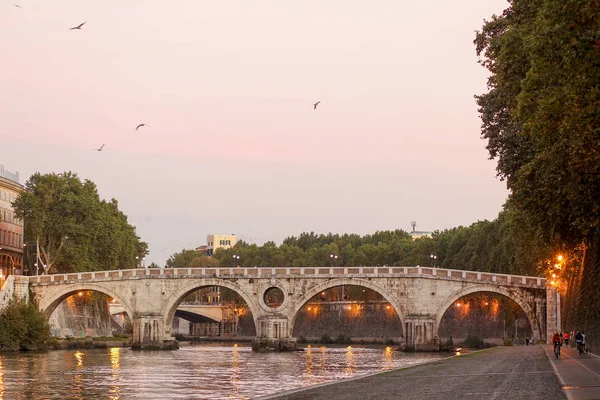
[
  {"left": 297, "top": 335, "right": 307, "bottom": 344},
  {"left": 462, "top": 336, "right": 485, "bottom": 348},
  {"left": 320, "top": 335, "right": 332, "bottom": 344},
  {"left": 335, "top": 334, "right": 352, "bottom": 344},
  {"left": 385, "top": 338, "right": 395, "bottom": 345},
  {"left": 0, "top": 300, "right": 50, "bottom": 351}
]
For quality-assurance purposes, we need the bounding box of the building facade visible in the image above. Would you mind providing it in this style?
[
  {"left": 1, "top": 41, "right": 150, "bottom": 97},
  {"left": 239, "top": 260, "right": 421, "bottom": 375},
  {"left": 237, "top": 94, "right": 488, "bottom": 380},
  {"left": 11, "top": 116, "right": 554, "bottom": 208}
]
[
  {"left": 206, "top": 234, "right": 237, "bottom": 256},
  {"left": 0, "top": 165, "right": 24, "bottom": 278}
]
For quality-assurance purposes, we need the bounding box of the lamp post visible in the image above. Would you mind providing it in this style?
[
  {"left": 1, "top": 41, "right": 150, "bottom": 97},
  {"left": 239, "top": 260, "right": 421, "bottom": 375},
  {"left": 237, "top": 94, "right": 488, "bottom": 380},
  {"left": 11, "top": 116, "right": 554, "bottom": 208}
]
[
  {"left": 430, "top": 254, "right": 437, "bottom": 267},
  {"left": 233, "top": 254, "right": 241, "bottom": 267},
  {"left": 329, "top": 254, "right": 338, "bottom": 267}
]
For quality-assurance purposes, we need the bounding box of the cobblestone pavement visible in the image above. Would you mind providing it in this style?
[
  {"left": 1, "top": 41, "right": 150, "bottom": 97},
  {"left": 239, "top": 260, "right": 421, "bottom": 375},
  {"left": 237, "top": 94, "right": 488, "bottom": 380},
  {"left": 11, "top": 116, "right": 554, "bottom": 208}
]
[{"left": 261, "top": 345, "right": 566, "bottom": 400}]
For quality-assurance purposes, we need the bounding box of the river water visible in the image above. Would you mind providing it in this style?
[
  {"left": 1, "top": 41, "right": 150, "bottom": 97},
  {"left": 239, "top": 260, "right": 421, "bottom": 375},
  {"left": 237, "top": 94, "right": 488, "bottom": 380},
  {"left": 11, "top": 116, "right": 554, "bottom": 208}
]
[{"left": 0, "top": 343, "right": 447, "bottom": 399}]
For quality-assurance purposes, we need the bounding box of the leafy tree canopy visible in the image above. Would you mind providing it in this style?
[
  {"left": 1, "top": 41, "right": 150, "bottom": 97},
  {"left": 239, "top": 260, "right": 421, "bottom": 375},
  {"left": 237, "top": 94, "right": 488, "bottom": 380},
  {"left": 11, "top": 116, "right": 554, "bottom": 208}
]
[
  {"left": 198, "top": 220, "right": 541, "bottom": 276},
  {"left": 475, "top": 0, "right": 600, "bottom": 247},
  {"left": 166, "top": 249, "right": 220, "bottom": 268},
  {"left": 0, "top": 299, "right": 50, "bottom": 351},
  {"left": 12, "top": 172, "right": 148, "bottom": 274}
]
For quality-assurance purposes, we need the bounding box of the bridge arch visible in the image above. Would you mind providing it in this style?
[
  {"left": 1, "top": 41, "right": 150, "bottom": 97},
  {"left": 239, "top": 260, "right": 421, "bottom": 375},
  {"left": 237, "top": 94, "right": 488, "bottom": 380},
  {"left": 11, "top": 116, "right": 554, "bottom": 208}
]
[
  {"left": 434, "top": 284, "right": 542, "bottom": 340},
  {"left": 161, "top": 279, "right": 261, "bottom": 336},
  {"left": 290, "top": 278, "right": 405, "bottom": 335},
  {"left": 35, "top": 282, "right": 135, "bottom": 322}
]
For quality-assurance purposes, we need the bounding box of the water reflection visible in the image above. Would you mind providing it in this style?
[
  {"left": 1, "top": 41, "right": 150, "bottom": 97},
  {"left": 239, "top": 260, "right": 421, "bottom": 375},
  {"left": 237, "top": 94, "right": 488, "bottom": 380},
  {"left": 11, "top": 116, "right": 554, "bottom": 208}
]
[
  {"left": 74, "top": 350, "right": 84, "bottom": 368},
  {"left": 344, "top": 346, "right": 356, "bottom": 375},
  {"left": 73, "top": 350, "right": 85, "bottom": 399},
  {"left": 109, "top": 347, "right": 121, "bottom": 400},
  {"left": 230, "top": 345, "right": 241, "bottom": 398},
  {"left": 383, "top": 346, "right": 394, "bottom": 370},
  {"left": 303, "top": 345, "right": 315, "bottom": 382},
  {"left": 0, "top": 344, "right": 447, "bottom": 399}
]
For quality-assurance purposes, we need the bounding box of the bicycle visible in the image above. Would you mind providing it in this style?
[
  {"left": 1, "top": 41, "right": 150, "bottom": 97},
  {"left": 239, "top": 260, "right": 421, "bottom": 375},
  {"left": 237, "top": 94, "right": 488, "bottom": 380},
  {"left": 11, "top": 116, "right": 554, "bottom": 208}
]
[
  {"left": 576, "top": 341, "right": 585, "bottom": 355},
  {"left": 554, "top": 342, "right": 561, "bottom": 358}
]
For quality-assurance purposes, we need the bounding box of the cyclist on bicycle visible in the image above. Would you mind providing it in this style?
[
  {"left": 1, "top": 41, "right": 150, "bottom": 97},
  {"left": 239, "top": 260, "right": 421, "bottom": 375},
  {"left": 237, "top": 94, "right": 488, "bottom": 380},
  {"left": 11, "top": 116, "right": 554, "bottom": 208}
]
[
  {"left": 552, "top": 332, "right": 562, "bottom": 357},
  {"left": 575, "top": 331, "right": 585, "bottom": 354}
]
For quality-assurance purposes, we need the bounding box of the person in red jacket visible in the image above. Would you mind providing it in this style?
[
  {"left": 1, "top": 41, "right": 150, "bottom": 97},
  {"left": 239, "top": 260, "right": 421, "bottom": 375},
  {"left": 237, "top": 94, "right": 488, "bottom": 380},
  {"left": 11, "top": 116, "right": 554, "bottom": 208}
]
[{"left": 564, "top": 332, "right": 570, "bottom": 346}]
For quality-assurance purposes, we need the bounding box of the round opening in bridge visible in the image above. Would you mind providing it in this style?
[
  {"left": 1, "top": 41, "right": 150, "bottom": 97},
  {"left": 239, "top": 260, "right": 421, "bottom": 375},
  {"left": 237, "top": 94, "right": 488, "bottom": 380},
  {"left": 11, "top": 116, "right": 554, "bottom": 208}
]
[{"left": 264, "top": 287, "right": 285, "bottom": 308}]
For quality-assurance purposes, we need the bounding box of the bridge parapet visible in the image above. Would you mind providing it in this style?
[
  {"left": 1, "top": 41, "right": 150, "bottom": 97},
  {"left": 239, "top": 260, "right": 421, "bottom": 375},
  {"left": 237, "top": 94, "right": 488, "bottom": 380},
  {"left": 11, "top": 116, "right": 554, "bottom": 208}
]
[{"left": 27, "top": 266, "right": 546, "bottom": 289}]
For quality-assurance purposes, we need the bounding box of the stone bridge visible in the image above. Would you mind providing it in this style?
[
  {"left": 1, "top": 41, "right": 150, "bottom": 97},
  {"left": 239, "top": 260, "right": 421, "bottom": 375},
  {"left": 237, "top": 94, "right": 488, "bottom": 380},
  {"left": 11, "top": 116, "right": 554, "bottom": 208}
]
[{"left": 23, "top": 266, "right": 558, "bottom": 349}]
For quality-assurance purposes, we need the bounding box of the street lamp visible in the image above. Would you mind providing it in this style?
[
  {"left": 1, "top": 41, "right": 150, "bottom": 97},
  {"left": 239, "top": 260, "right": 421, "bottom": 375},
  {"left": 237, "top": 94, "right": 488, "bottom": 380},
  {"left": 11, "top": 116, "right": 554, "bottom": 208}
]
[
  {"left": 329, "top": 254, "right": 338, "bottom": 267},
  {"left": 233, "top": 254, "right": 241, "bottom": 267},
  {"left": 430, "top": 254, "right": 437, "bottom": 267}
]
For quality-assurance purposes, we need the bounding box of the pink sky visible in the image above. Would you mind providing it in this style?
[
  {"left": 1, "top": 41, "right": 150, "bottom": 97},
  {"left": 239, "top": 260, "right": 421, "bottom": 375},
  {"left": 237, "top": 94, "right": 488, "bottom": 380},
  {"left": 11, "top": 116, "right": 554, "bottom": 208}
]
[{"left": 2, "top": 0, "right": 510, "bottom": 265}]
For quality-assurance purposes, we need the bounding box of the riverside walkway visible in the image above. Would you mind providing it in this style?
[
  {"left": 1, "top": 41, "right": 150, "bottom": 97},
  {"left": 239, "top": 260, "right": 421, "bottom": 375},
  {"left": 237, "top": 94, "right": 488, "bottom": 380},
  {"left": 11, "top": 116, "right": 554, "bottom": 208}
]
[
  {"left": 263, "top": 346, "right": 566, "bottom": 400},
  {"left": 543, "top": 344, "right": 600, "bottom": 400}
]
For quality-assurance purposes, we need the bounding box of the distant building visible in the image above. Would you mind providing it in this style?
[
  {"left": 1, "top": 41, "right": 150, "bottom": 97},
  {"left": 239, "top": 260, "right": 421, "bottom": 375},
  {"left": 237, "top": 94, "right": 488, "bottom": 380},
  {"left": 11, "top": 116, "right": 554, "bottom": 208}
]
[
  {"left": 206, "top": 234, "right": 237, "bottom": 256},
  {"left": 0, "top": 165, "right": 24, "bottom": 278},
  {"left": 409, "top": 221, "right": 432, "bottom": 240}
]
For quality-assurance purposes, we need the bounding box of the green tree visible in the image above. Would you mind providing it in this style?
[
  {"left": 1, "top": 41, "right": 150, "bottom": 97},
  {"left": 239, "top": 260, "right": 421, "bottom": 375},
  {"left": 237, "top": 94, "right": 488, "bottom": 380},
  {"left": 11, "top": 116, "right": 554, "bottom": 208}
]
[
  {"left": 475, "top": 0, "right": 600, "bottom": 248},
  {"left": 166, "top": 249, "right": 219, "bottom": 268},
  {"left": 12, "top": 172, "right": 148, "bottom": 274},
  {"left": 0, "top": 300, "right": 50, "bottom": 351}
]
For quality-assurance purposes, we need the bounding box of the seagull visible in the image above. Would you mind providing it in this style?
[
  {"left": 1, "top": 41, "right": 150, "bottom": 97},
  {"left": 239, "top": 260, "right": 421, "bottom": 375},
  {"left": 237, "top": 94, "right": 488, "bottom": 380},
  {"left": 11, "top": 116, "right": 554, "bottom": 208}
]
[
  {"left": 313, "top": 101, "right": 321, "bottom": 110},
  {"left": 69, "top": 21, "right": 86, "bottom": 30},
  {"left": 94, "top": 144, "right": 105, "bottom": 152},
  {"left": 13, "top": 4, "right": 22, "bottom": 8},
  {"left": 135, "top": 123, "right": 148, "bottom": 131}
]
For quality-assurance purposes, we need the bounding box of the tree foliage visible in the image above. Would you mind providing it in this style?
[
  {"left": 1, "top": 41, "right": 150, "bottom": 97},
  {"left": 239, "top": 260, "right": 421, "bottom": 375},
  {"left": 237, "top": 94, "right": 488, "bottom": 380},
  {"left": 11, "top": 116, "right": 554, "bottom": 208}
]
[
  {"left": 0, "top": 299, "right": 50, "bottom": 351},
  {"left": 198, "top": 221, "right": 541, "bottom": 275},
  {"left": 166, "top": 249, "right": 220, "bottom": 268},
  {"left": 12, "top": 172, "right": 148, "bottom": 274},
  {"left": 475, "top": 0, "right": 600, "bottom": 247}
]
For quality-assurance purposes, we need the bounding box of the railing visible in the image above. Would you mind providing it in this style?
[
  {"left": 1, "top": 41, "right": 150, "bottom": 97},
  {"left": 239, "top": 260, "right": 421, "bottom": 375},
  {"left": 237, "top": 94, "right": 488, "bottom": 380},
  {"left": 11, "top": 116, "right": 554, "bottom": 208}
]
[
  {"left": 0, "top": 165, "right": 19, "bottom": 183},
  {"left": 27, "top": 266, "right": 547, "bottom": 288}
]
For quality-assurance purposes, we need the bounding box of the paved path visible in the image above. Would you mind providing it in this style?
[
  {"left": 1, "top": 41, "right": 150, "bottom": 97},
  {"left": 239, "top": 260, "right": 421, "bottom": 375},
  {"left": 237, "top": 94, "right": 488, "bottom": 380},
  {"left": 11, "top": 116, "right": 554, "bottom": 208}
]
[
  {"left": 262, "top": 346, "right": 565, "bottom": 400},
  {"left": 543, "top": 344, "right": 600, "bottom": 400}
]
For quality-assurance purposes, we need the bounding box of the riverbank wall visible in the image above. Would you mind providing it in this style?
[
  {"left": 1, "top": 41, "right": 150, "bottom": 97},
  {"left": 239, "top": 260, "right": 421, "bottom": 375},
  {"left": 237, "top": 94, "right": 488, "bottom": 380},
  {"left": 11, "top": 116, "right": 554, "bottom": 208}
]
[{"left": 562, "top": 228, "right": 600, "bottom": 355}]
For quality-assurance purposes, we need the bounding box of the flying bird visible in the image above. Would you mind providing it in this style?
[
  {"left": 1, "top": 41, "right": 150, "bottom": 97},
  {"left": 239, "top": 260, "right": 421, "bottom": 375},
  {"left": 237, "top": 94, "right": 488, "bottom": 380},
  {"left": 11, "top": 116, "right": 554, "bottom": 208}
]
[
  {"left": 69, "top": 21, "right": 86, "bottom": 30},
  {"left": 135, "top": 123, "right": 148, "bottom": 131},
  {"left": 94, "top": 144, "right": 105, "bottom": 152},
  {"left": 13, "top": 4, "right": 22, "bottom": 8},
  {"left": 313, "top": 101, "right": 321, "bottom": 110}
]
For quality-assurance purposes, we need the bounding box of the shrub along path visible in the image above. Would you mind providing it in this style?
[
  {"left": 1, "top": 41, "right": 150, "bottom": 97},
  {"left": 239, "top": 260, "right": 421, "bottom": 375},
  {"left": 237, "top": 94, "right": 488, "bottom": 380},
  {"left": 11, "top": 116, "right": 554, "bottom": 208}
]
[{"left": 261, "top": 345, "right": 566, "bottom": 400}]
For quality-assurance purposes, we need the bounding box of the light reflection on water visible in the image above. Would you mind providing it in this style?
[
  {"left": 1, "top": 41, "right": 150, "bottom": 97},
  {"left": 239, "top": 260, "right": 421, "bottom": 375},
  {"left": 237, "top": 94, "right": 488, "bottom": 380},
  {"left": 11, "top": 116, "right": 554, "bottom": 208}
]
[{"left": 0, "top": 343, "right": 446, "bottom": 399}]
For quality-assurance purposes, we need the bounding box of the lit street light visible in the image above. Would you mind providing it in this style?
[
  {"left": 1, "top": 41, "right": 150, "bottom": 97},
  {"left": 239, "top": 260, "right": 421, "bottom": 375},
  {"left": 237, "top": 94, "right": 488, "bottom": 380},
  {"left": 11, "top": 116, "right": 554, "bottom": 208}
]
[
  {"left": 329, "top": 254, "right": 338, "bottom": 267},
  {"left": 233, "top": 254, "right": 241, "bottom": 267},
  {"left": 430, "top": 254, "right": 437, "bottom": 267}
]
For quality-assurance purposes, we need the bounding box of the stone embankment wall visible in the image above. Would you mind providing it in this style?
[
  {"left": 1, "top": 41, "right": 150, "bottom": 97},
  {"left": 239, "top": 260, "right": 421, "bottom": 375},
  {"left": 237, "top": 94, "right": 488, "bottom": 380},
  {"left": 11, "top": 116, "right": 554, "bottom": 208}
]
[
  {"left": 438, "top": 293, "right": 532, "bottom": 340},
  {"left": 292, "top": 302, "right": 402, "bottom": 338},
  {"left": 49, "top": 294, "right": 113, "bottom": 338},
  {"left": 563, "top": 228, "right": 600, "bottom": 354}
]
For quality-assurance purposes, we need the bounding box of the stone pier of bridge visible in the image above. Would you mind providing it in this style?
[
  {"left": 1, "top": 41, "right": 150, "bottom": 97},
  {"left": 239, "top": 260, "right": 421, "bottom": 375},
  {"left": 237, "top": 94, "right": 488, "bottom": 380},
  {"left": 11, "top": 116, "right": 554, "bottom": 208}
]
[{"left": 0, "top": 266, "right": 562, "bottom": 349}]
